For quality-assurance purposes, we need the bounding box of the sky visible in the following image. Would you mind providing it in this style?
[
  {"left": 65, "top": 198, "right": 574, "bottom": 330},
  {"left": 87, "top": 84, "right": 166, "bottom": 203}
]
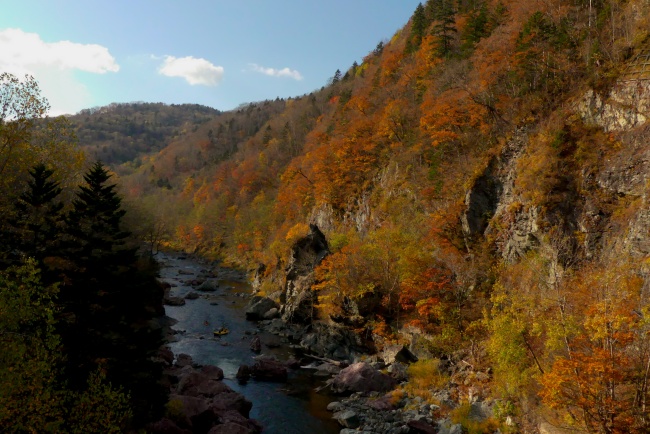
[{"left": 1, "top": 1, "right": 421, "bottom": 116}]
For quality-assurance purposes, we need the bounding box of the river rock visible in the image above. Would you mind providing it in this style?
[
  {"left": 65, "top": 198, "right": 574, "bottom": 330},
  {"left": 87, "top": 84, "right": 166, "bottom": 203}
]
[
  {"left": 207, "top": 422, "right": 255, "bottom": 434},
  {"left": 201, "top": 365, "right": 224, "bottom": 381},
  {"left": 249, "top": 336, "right": 261, "bottom": 353},
  {"left": 262, "top": 307, "right": 279, "bottom": 319},
  {"left": 407, "top": 419, "right": 437, "bottom": 434},
  {"left": 333, "top": 410, "right": 360, "bottom": 428},
  {"left": 250, "top": 356, "right": 288, "bottom": 381},
  {"left": 245, "top": 296, "right": 279, "bottom": 320},
  {"left": 387, "top": 362, "right": 409, "bottom": 382},
  {"left": 164, "top": 296, "right": 186, "bottom": 306},
  {"left": 329, "top": 362, "right": 398, "bottom": 395},
  {"left": 209, "top": 390, "right": 253, "bottom": 417},
  {"left": 147, "top": 417, "right": 192, "bottom": 434},
  {"left": 184, "top": 291, "right": 199, "bottom": 300},
  {"left": 197, "top": 279, "right": 219, "bottom": 292},
  {"left": 156, "top": 346, "right": 175, "bottom": 366},
  {"left": 175, "top": 353, "right": 194, "bottom": 368},
  {"left": 236, "top": 364, "right": 251, "bottom": 382}
]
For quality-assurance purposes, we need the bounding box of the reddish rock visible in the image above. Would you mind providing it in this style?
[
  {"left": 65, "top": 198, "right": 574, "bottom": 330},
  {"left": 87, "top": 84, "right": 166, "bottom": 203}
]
[
  {"left": 250, "top": 357, "right": 288, "bottom": 381},
  {"left": 407, "top": 419, "right": 438, "bottom": 433},
  {"left": 249, "top": 336, "right": 261, "bottom": 353},
  {"left": 207, "top": 422, "right": 256, "bottom": 434},
  {"left": 201, "top": 365, "right": 225, "bottom": 381},
  {"left": 236, "top": 364, "right": 251, "bottom": 382},
  {"left": 175, "top": 353, "right": 194, "bottom": 367},
  {"left": 329, "top": 362, "right": 398, "bottom": 395},
  {"left": 367, "top": 395, "right": 397, "bottom": 411},
  {"left": 147, "top": 417, "right": 192, "bottom": 434},
  {"left": 157, "top": 347, "right": 175, "bottom": 366},
  {"left": 209, "top": 391, "right": 253, "bottom": 418}
]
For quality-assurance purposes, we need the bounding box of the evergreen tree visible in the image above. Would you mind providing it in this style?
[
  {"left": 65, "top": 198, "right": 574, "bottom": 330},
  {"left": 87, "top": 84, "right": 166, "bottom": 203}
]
[
  {"left": 461, "top": 3, "right": 489, "bottom": 54},
  {"left": 332, "top": 69, "right": 342, "bottom": 84},
  {"left": 431, "top": 0, "right": 457, "bottom": 58},
  {"left": 12, "top": 164, "right": 65, "bottom": 266},
  {"left": 406, "top": 3, "right": 428, "bottom": 54},
  {"left": 58, "top": 161, "right": 165, "bottom": 426}
]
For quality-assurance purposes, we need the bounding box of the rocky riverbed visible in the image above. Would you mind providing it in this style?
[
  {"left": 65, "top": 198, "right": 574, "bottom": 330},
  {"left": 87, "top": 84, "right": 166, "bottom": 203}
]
[
  {"left": 151, "top": 252, "right": 341, "bottom": 434},
  {"left": 148, "top": 251, "right": 503, "bottom": 434}
]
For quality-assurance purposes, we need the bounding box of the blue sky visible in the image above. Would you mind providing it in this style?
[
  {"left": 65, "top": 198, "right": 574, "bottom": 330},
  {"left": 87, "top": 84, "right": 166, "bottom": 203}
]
[{"left": 1, "top": 1, "right": 420, "bottom": 115}]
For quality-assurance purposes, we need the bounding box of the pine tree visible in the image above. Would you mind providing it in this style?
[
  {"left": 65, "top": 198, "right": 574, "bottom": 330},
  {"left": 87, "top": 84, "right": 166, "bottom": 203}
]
[
  {"left": 66, "top": 161, "right": 131, "bottom": 267},
  {"left": 12, "top": 164, "right": 65, "bottom": 265},
  {"left": 432, "top": 0, "right": 457, "bottom": 58},
  {"left": 59, "top": 161, "right": 166, "bottom": 425},
  {"left": 406, "top": 3, "right": 428, "bottom": 54}
]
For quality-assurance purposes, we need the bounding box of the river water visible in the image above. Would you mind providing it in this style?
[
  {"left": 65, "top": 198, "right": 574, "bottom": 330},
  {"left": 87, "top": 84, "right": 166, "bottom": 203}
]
[{"left": 157, "top": 252, "right": 340, "bottom": 434}]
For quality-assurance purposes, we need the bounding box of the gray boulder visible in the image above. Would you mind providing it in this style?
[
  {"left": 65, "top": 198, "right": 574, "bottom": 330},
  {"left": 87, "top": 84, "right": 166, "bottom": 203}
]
[
  {"left": 245, "top": 296, "right": 279, "bottom": 320},
  {"left": 164, "top": 296, "right": 186, "bottom": 306},
  {"left": 197, "top": 280, "right": 219, "bottom": 292},
  {"left": 333, "top": 410, "right": 360, "bottom": 428}
]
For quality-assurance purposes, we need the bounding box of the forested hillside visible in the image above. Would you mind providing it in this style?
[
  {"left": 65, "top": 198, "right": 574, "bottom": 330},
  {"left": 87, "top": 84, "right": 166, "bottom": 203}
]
[
  {"left": 67, "top": 102, "right": 221, "bottom": 167},
  {"left": 4, "top": 0, "right": 650, "bottom": 432},
  {"left": 113, "top": 0, "right": 650, "bottom": 431}
]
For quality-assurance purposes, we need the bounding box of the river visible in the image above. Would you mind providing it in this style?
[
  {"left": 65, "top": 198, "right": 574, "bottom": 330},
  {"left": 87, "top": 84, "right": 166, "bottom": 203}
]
[{"left": 157, "top": 252, "right": 340, "bottom": 434}]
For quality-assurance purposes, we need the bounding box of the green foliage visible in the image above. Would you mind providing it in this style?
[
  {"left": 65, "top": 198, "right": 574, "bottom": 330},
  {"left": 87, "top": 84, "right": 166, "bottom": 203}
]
[
  {"left": 8, "top": 164, "right": 65, "bottom": 267},
  {"left": 402, "top": 359, "right": 449, "bottom": 402},
  {"left": 450, "top": 402, "right": 500, "bottom": 434},
  {"left": 71, "top": 102, "right": 221, "bottom": 166},
  {"left": 0, "top": 260, "right": 64, "bottom": 431},
  {"left": 406, "top": 3, "right": 429, "bottom": 54},
  {"left": 431, "top": 0, "right": 457, "bottom": 58},
  {"left": 68, "top": 369, "right": 132, "bottom": 434},
  {"left": 0, "top": 261, "right": 132, "bottom": 433}
]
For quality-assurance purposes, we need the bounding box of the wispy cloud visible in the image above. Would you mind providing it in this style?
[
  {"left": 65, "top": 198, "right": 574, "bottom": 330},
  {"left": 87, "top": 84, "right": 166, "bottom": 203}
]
[
  {"left": 248, "top": 63, "right": 303, "bottom": 80},
  {"left": 0, "top": 28, "right": 119, "bottom": 115},
  {"left": 158, "top": 56, "right": 224, "bottom": 86},
  {"left": 0, "top": 28, "right": 119, "bottom": 74}
]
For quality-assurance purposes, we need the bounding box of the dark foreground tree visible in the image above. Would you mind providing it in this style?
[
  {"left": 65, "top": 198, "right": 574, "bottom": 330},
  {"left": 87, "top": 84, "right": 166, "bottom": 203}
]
[{"left": 57, "top": 161, "right": 166, "bottom": 426}]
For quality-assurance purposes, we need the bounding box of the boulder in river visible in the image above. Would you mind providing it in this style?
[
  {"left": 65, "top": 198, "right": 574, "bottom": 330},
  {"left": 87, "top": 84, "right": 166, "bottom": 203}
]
[
  {"left": 329, "top": 362, "right": 398, "bottom": 395},
  {"left": 236, "top": 365, "right": 251, "bottom": 382},
  {"left": 249, "top": 336, "right": 261, "bottom": 353},
  {"left": 164, "top": 296, "right": 186, "bottom": 306},
  {"left": 197, "top": 279, "right": 219, "bottom": 292},
  {"left": 184, "top": 291, "right": 200, "bottom": 300},
  {"left": 245, "top": 296, "right": 279, "bottom": 320},
  {"left": 250, "top": 356, "right": 288, "bottom": 381},
  {"left": 175, "top": 353, "right": 194, "bottom": 368}
]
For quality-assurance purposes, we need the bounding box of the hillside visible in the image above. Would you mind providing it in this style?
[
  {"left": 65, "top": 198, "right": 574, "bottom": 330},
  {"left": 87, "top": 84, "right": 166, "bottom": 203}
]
[
  {"left": 67, "top": 102, "right": 222, "bottom": 167},
  {"left": 70, "top": 0, "right": 650, "bottom": 431}
]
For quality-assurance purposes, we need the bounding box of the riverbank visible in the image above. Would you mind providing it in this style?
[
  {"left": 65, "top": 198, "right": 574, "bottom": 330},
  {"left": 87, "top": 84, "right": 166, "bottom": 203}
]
[{"left": 153, "top": 251, "right": 340, "bottom": 434}]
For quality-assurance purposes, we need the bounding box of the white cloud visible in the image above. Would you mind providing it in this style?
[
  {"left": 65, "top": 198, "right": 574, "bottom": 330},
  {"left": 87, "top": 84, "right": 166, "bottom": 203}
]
[
  {"left": 158, "top": 56, "right": 224, "bottom": 86},
  {"left": 249, "top": 63, "right": 303, "bottom": 80},
  {"left": 0, "top": 28, "right": 119, "bottom": 74},
  {"left": 0, "top": 28, "right": 119, "bottom": 115}
]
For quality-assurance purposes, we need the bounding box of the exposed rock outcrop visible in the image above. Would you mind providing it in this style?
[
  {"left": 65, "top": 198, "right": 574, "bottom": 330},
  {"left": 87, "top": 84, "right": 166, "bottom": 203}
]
[{"left": 280, "top": 224, "right": 329, "bottom": 323}]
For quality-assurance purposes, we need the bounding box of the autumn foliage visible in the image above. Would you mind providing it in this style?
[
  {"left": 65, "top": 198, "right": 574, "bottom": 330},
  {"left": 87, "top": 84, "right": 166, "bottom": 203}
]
[{"left": 95, "top": 0, "right": 650, "bottom": 431}]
